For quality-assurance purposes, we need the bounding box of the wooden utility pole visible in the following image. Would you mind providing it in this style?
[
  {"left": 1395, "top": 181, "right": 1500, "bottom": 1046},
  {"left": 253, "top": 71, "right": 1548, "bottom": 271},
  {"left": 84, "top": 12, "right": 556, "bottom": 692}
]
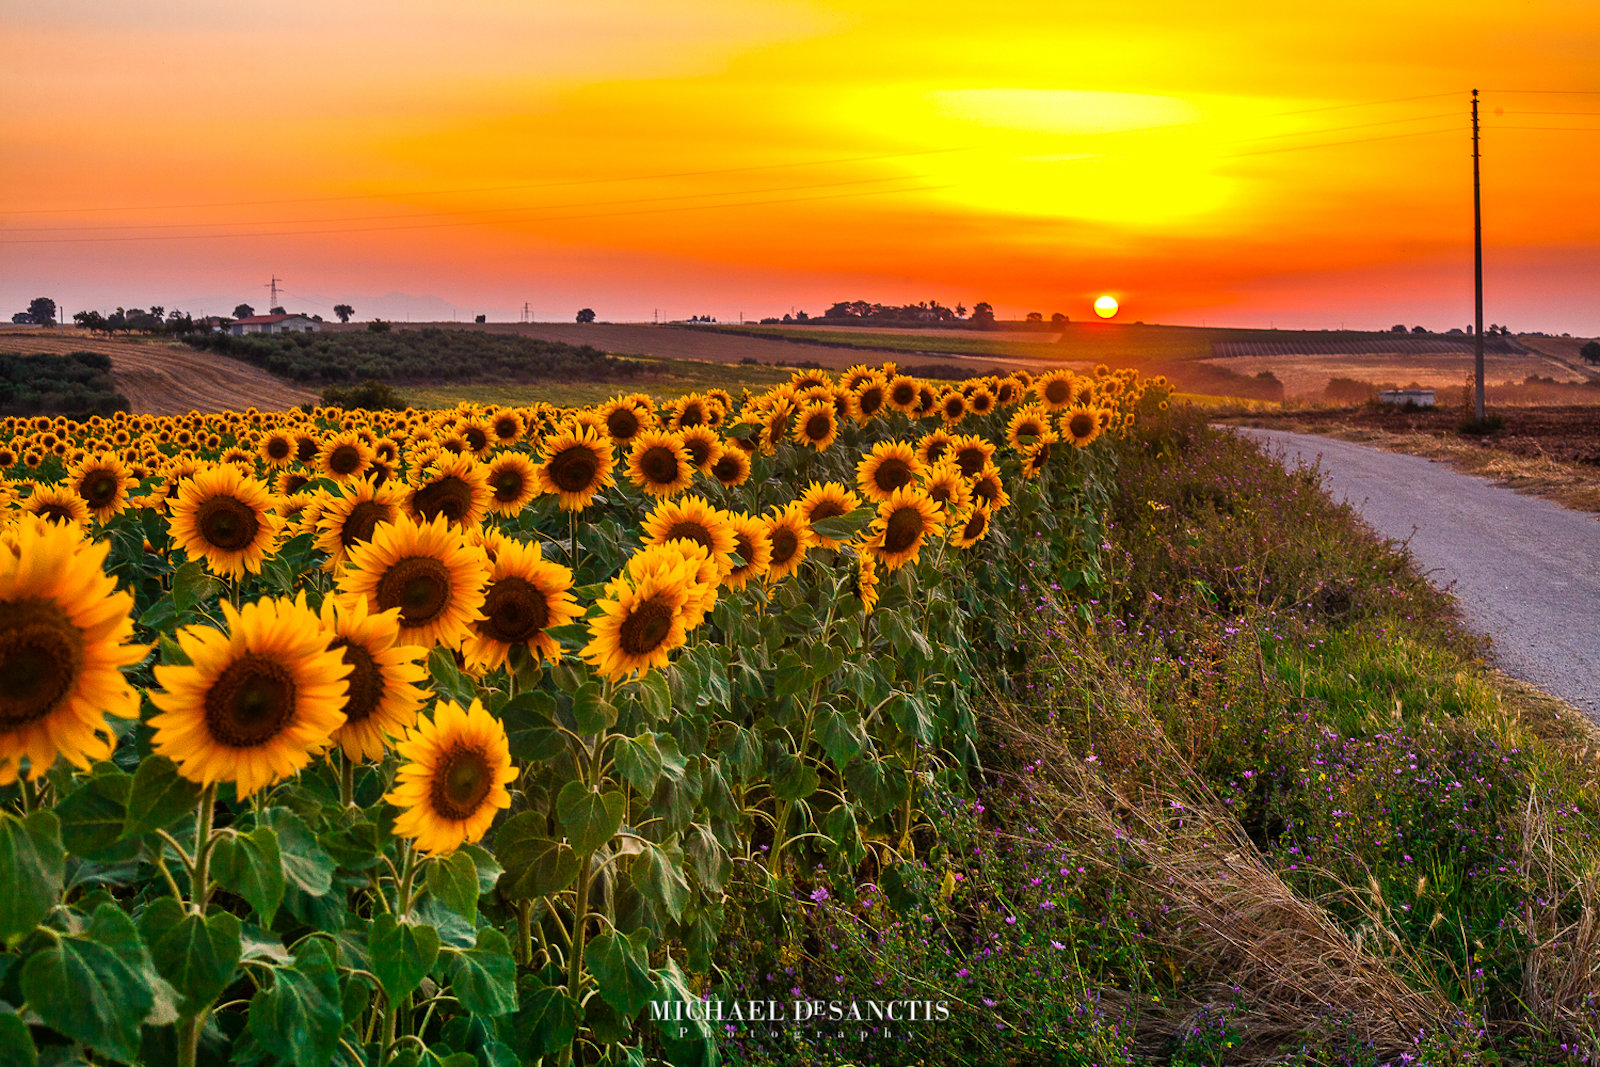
[{"left": 1472, "top": 89, "right": 1485, "bottom": 420}]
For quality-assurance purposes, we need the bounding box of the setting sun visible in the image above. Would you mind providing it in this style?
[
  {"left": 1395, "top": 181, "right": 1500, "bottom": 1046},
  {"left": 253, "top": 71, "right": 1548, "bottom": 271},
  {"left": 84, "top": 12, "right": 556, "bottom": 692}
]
[{"left": 1094, "top": 295, "right": 1120, "bottom": 319}]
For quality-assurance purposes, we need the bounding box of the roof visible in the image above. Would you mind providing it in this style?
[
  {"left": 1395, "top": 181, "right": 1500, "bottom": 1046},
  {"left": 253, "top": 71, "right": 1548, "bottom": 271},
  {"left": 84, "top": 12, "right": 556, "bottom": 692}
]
[{"left": 232, "top": 313, "right": 310, "bottom": 325}]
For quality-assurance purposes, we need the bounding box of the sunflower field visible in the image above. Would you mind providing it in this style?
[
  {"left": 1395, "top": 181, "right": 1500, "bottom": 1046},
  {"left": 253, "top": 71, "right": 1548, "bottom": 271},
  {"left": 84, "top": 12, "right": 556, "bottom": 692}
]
[{"left": 0, "top": 362, "right": 1168, "bottom": 1066}]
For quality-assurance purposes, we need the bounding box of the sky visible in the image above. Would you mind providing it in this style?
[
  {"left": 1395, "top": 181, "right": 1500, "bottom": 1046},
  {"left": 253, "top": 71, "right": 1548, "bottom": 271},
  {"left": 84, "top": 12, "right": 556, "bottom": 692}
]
[{"left": 2, "top": 0, "right": 1597, "bottom": 334}]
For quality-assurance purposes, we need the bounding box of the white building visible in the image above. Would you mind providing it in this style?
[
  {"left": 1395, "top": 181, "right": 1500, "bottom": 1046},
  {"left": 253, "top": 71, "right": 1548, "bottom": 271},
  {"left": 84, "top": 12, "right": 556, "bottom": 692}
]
[{"left": 229, "top": 313, "right": 320, "bottom": 336}]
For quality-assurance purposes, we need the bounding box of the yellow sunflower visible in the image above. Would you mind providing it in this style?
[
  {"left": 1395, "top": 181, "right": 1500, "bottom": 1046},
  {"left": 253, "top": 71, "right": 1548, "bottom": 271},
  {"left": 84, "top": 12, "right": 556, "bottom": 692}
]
[
  {"left": 640, "top": 495, "right": 737, "bottom": 577},
  {"left": 489, "top": 409, "right": 525, "bottom": 447},
  {"left": 867, "top": 485, "right": 943, "bottom": 571},
  {"left": 1006, "top": 405, "right": 1053, "bottom": 450},
  {"left": 855, "top": 440, "right": 923, "bottom": 504},
  {"left": 1019, "top": 435, "right": 1060, "bottom": 479},
  {"left": 627, "top": 430, "right": 695, "bottom": 497},
  {"left": 580, "top": 555, "right": 694, "bottom": 682},
  {"left": 168, "top": 464, "right": 283, "bottom": 578},
  {"left": 22, "top": 485, "right": 91, "bottom": 528},
  {"left": 598, "top": 396, "right": 654, "bottom": 445},
  {"left": 854, "top": 551, "right": 880, "bottom": 614},
  {"left": 319, "top": 432, "right": 374, "bottom": 482},
  {"left": 763, "top": 502, "right": 814, "bottom": 583},
  {"left": 966, "top": 385, "right": 997, "bottom": 417},
  {"left": 852, "top": 376, "right": 889, "bottom": 424},
  {"left": 404, "top": 453, "right": 492, "bottom": 529},
  {"left": 792, "top": 402, "right": 839, "bottom": 451},
  {"left": 796, "top": 481, "right": 861, "bottom": 550},
  {"left": 66, "top": 454, "right": 133, "bottom": 522},
  {"left": 634, "top": 540, "right": 719, "bottom": 630},
  {"left": 919, "top": 461, "right": 974, "bottom": 523},
  {"left": 677, "top": 426, "right": 724, "bottom": 474},
  {"left": 915, "top": 430, "right": 955, "bottom": 467},
  {"left": 536, "top": 423, "right": 616, "bottom": 511},
  {"left": 710, "top": 447, "right": 751, "bottom": 488},
  {"left": 969, "top": 463, "right": 1011, "bottom": 513},
  {"left": 386, "top": 699, "right": 519, "bottom": 854},
  {"left": 319, "top": 595, "right": 429, "bottom": 762},
  {"left": 948, "top": 434, "right": 996, "bottom": 478},
  {"left": 1061, "top": 406, "right": 1104, "bottom": 448},
  {"left": 149, "top": 594, "right": 349, "bottom": 797},
  {"left": 461, "top": 539, "right": 581, "bottom": 673},
  {"left": 315, "top": 477, "right": 404, "bottom": 571},
  {"left": 885, "top": 375, "right": 920, "bottom": 414},
  {"left": 724, "top": 512, "right": 772, "bottom": 590},
  {"left": 949, "top": 503, "right": 992, "bottom": 549},
  {"left": 0, "top": 518, "right": 144, "bottom": 784},
  {"left": 484, "top": 452, "right": 542, "bottom": 516},
  {"left": 1035, "top": 371, "right": 1077, "bottom": 412},
  {"left": 938, "top": 390, "right": 968, "bottom": 425},
  {"left": 337, "top": 514, "right": 491, "bottom": 651}
]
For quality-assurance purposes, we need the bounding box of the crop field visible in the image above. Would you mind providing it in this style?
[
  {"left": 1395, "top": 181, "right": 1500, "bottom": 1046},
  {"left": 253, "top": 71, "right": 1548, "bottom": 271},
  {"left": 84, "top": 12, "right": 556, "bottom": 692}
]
[
  {"left": 8, "top": 357, "right": 1600, "bottom": 1065},
  {"left": 0, "top": 332, "right": 317, "bottom": 415}
]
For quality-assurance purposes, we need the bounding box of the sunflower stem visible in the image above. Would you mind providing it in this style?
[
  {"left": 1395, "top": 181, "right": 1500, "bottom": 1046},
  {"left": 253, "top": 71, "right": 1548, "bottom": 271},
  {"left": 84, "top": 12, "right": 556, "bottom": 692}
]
[
  {"left": 339, "top": 754, "right": 356, "bottom": 808},
  {"left": 516, "top": 899, "right": 533, "bottom": 967},
  {"left": 568, "top": 510, "right": 578, "bottom": 570},
  {"left": 190, "top": 784, "right": 217, "bottom": 914},
  {"left": 395, "top": 841, "right": 419, "bottom": 915}
]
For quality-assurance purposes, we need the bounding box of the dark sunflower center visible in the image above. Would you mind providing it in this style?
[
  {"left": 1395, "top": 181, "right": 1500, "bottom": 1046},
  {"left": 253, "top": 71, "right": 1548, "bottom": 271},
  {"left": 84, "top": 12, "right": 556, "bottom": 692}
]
[
  {"left": 768, "top": 526, "right": 799, "bottom": 567},
  {"left": 340, "top": 500, "right": 391, "bottom": 548},
  {"left": 1031, "top": 443, "right": 1053, "bottom": 468},
  {"left": 682, "top": 437, "right": 711, "bottom": 467},
  {"left": 662, "top": 520, "right": 714, "bottom": 551},
  {"left": 639, "top": 446, "right": 680, "bottom": 486},
  {"left": 808, "top": 501, "right": 845, "bottom": 525},
  {"left": 606, "top": 408, "right": 641, "bottom": 440},
  {"left": 678, "top": 404, "right": 705, "bottom": 428},
  {"left": 974, "top": 479, "right": 999, "bottom": 506},
  {"left": 281, "top": 473, "right": 310, "bottom": 495},
  {"left": 464, "top": 428, "right": 489, "bottom": 452},
  {"left": 413, "top": 476, "right": 473, "bottom": 522},
  {"left": 872, "top": 458, "right": 913, "bottom": 494},
  {"left": 478, "top": 576, "right": 550, "bottom": 643},
  {"left": 1069, "top": 413, "right": 1096, "bottom": 439},
  {"left": 928, "top": 483, "right": 953, "bottom": 505},
  {"left": 295, "top": 437, "right": 319, "bottom": 463},
  {"left": 962, "top": 509, "right": 988, "bottom": 540},
  {"left": 203, "top": 653, "right": 296, "bottom": 747},
  {"left": 859, "top": 387, "right": 885, "bottom": 415},
  {"left": 618, "top": 597, "right": 675, "bottom": 657},
  {"left": 944, "top": 397, "right": 964, "bottom": 417},
  {"left": 494, "top": 417, "right": 518, "bottom": 439},
  {"left": 882, "top": 507, "right": 926, "bottom": 555},
  {"left": 490, "top": 468, "right": 526, "bottom": 503},
  {"left": 376, "top": 556, "right": 453, "bottom": 626},
  {"left": 81, "top": 471, "right": 119, "bottom": 506},
  {"left": 971, "top": 394, "right": 993, "bottom": 413},
  {"left": 731, "top": 533, "right": 756, "bottom": 574},
  {"left": 712, "top": 455, "right": 743, "bottom": 483},
  {"left": 548, "top": 446, "right": 601, "bottom": 494},
  {"left": 890, "top": 383, "right": 916, "bottom": 406},
  {"left": 925, "top": 440, "right": 949, "bottom": 463},
  {"left": 329, "top": 637, "right": 383, "bottom": 725},
  {"left": 328, "top": 445, "right": 363, "bottom": 475},
  {"left": 1044, "top": 380, "right": 1072, "bottom": 404},
  {"left": 195, "top": 495, "right": 260, "bottom": 551},
  {"left": 266, "top": 437, "right": 292, "bottom": 460},
  {"left": 430, "top": 743, "right": 494, "bottom": 821},
  {"left": 1019, "top": 419, "right": 1043, "bottom": 438},
  {"left": 0, "top": 599, "right": 84, "bottom": 729},
  {"left": 955, "top": 447, "right": 986, "bottom": 477},
  {"left": 804, "top": 414, "right": 832, "bottom": 441}
]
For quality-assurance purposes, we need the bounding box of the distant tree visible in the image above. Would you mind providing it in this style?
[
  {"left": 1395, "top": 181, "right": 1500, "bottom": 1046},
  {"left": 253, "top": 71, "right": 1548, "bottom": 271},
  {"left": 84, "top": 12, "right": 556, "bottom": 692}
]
[
  {"left": 1411, "top": 325, "right": 1427, "bottom": 334},
  {"left": 73, "top": 310, "right": 107, "bottom": 333},
  {"left": 333, "top": 304, "right": 355, "bottom": 324},
  {"left": 11, "top": 312, "right": 33, "bottom": 324},
  {"left": 368, "top": 319, "right": 392, "bottom": 333},
  {"left": 1051, "top": 312, "right": 1069, "bottom": 326},
  {"left": 795, "top": 310, "right": 809, "bottom": 322},
  {"left": 27, "top": 297, "right": 57, "bottom": 326},
  {"left": 474, "top": 314, "right": 486, "bottom": 324},
  {"left": 576, "top": 308, "right": 596, "bottom": 324},
  {"left": 1025, "top": 311, "right": 1044, "bottom": 327},
  {"left": 149, "top": 305, "right": 164, "bottom": 321},
  {"left": 269, "top": 306, "right": 286, "bottom": 315},
  {"left": 1390, "top": 324, "right": 1407, "bottom": 333},
  {"left": 233, "top": 303, "right": 255, "bottom": 319},
  {"left": 955, "top": 304, "right": 967, "bottom": 318},
  {"left": 970, "top": 302, "right": 995, "bottom": 328},
  {"left": 1580, "top": 340, "right": 1600, "bottom": 365}
]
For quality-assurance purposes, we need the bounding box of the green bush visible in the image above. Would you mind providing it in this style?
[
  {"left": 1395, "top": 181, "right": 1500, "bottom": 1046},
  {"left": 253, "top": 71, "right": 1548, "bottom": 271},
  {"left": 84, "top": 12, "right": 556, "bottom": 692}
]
[{"left": 0, "top": 350, "right": 129, "bottom": 416}]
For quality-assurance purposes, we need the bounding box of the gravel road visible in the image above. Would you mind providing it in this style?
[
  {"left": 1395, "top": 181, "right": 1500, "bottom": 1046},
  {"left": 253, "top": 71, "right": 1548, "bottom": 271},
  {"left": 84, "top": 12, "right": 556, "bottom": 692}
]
[{"left": 1233, "top": 428, "right": 1600, "bottom": 718}]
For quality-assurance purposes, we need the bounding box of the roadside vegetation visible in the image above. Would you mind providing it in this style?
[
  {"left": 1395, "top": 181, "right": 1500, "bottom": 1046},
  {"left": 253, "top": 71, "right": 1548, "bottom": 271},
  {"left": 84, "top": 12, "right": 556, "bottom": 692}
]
[{"left": 0, "top": 349, "right": 129, "bottom": 417}]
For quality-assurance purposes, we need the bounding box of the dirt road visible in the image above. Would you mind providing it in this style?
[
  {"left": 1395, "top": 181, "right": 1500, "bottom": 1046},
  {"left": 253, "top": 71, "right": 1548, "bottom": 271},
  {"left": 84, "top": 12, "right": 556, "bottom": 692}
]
[{"left": 1235, "top": 428, "right": 1600, "bottom": 718}]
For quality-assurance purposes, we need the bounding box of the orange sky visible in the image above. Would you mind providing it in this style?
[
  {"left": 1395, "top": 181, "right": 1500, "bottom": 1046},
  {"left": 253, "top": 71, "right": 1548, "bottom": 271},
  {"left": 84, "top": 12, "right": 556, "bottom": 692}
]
[{"left": 3, "top": 0, "right": 1597, "bottom": 333}]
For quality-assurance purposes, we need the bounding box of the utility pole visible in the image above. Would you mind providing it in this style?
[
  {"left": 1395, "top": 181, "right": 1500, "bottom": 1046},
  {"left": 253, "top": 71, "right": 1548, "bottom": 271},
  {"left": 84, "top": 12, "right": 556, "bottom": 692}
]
[
  {"left": 265, "top": 275, "right": 283, "bottom": 310},
  {"left": 1472, "top": 89, "right": 1486, "bottom": 421}
]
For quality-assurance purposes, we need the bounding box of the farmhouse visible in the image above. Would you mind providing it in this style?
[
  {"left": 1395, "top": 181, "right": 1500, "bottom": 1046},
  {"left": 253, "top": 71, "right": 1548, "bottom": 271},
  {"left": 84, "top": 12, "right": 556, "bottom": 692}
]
[
  {"left": 229, "top": 313, "right": 320, "bottom": 336},
  {"left": 1377, "top": 388, "right": 1436, "bottom": 407}
]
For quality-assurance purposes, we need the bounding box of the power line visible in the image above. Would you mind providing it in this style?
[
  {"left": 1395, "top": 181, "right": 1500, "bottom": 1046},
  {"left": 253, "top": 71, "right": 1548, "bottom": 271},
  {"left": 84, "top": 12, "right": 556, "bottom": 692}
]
[
  {"left": 1482, "top": 88, "right": 1600, "bottom": 95},
  {"left": 1267, "top": 90, "right": 1463, "bottom": 116},
  {"left": 1221, "top": 126, "right": 1459, "bottom": 159},
  {"left": 1487, "top": 125, "right": 1600, "bottom": 131},
  {"left": 1232, "top": 110, "right": 1460, "bottom": 143}
]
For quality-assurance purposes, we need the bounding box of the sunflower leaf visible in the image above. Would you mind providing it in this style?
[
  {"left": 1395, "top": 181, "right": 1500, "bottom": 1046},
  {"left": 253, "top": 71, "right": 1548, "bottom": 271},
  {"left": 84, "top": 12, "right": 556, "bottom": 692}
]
[
  {"left": 808, "top": 506, "right": 872, "bottom": 542},
  {"left": 0, "top": 1007, "right": 36, "bottom": 1067},
  {"left": 501, "top": 691, "right": 563, "bottom": 763},
  {"left": 613, "top": 732, "right": 664, "bottom": 794},
  {"left": 583, "top": 927, "right": 655, "bottom": 1018},
  {"left": 556, "top": 783, "right": 624, "bottom": 857},
  {"left": 370, "top": 914, "right": 440, "bottom": 1004},
  {"left": 425, "top": 850, "right": 479, "bottom": 917},
  {"left": 56, "top": 766, "right": 136, "bottom": 862},
  {"left": 570, "top": 682, "right": 616, "bottom": 735},
  {"left": 123, "top": 755, "right": 201, "bottom": 838},
  {"left": 141, "top": 899, "right": 242, "bottom": 1016},
  {"left": 210, "top": 826, "right": 285, "bottom": 924},
  {"left": 0, "top": 811, "right": 66, "bottom": 947},
  {"left": 493, "top": 813, "right": 579, "bottom": 899},
  {"left": 630, "top": 838, "right": 690, "bottom": 921},
  {"left": 21, "top": 903, "right": 157, "bottom": 1065},
  {"left": 248, "top": 937, "right": 342, "bottom": 1067},
  {"left": 514, "top": 970, "right": 581, "bottom": 1054},
  {"left": 440, "top": 927, "right": 518, "bottom": 1017},
  {"left": 427, "top": 648, "right": 476, "bottom": 706},
  {"left": 262, "top": 808, "right": 335, "bottom": 897},
  {"left": 171, "top": 559, "right": 223, "bottom": 614}
]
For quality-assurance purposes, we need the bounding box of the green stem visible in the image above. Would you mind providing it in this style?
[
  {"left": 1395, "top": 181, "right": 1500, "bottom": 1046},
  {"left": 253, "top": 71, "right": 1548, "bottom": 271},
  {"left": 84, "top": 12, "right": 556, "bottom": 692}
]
[
  {"left": 395, "top": 842, "right": 419, "bottom": 916},
  {"left": 517, "top": 900, "right": 533, "bottom": 967},
  {"left": 339, "top": 754, "right": 356, "bottom": 808},
  {"left": 190, "top": 784, "right": 217, "bottom": 913}
]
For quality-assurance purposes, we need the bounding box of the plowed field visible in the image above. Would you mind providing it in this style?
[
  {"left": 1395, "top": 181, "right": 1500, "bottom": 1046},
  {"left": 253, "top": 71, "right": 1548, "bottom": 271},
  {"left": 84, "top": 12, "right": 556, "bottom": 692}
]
[{"left": 0, "top": 333, "right": 315, "bottom": 415}]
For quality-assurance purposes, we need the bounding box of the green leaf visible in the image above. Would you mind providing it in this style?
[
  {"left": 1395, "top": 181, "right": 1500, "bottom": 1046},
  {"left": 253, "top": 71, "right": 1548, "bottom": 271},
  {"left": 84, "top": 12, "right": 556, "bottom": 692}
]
[
  {"left": 501, "top": 691, "right": 563, "bottom": 763},
  {"left": 816, "top": 707, "right": 866, "bottom": 771},
  {"left": 141, "top": 899, "right": 242, "bottom": 1016},
  {"left": 571, "top": 681, "right": 617, "bottom": 735},
  {"left": 684, "top": 824, "right": 729, "bottom": 893},
  {"left": 428, "top": 647, "right": 476, "bottom": 705},
  {"left": 0, "top": 811, "right": 65, "bottom": 946},
  {"left": 123, "top": 755, "right": 202, "bottom": 837},
  {"left": 210, "top": 826, "right": 285, "bottom": 924},
  {"left": 0, "top": 1007, "right": 36, "bottom": 1067},
  {"left": 493, "top": 813, "right": 579, "bottom": 899},
  {"left": 248, "top": 938, "right": 342, "bottom": 1067},
  {"left": 556, "top": 782, "right": 624, "bottom": 857},
  {"left": 514, "top": 972, "right": 580, "bottom": 1055},
  {"left": 56, "top": 767, "right": 135, "bottom": 862},
  {"left": 261, "top": 808, "right": 334, "bottom": 897},
  {"left": 426, "top": 851, "right": 479, "bottom": 917},
  {"left": 171, "top": 559, "right": 223, "bottom": 613},
  {"left": 614, "top": 733, "right": 664, "bottom": 794},
  {"left": 773, "top": 652, "right": 809, "bottom": 701},
  {"left": 441, "top": 927, "right": 518, "bottom": 1017},
  {"left": 549, "top": 659, "right": 586, "bottom": 694},
  {"left": 371, "top": 914, "right": 440, "bottom": 1004},
  {"left": 651, "top": 958, "right": 715, "bottom": 1067},
  {"left": 768, "top": 746, "right": 820, "bottom": 803},
  {"left": 631, "top": 839, "right": 691, "bottom": 921},
  {"left": 635, "top": 671, "right": 671, "bottom": 720},
  {"left": 809, "top": 506, "right": 873, "bottom": 542},
  {"left": 584, "top": 928, "right": 655, "bottom": 1018},
  {"left": 21, "top": 903, "right": 156, "bottom": 1064},
  {"left": 157, "top": 632, "right": 191, "bottom": 667}
]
